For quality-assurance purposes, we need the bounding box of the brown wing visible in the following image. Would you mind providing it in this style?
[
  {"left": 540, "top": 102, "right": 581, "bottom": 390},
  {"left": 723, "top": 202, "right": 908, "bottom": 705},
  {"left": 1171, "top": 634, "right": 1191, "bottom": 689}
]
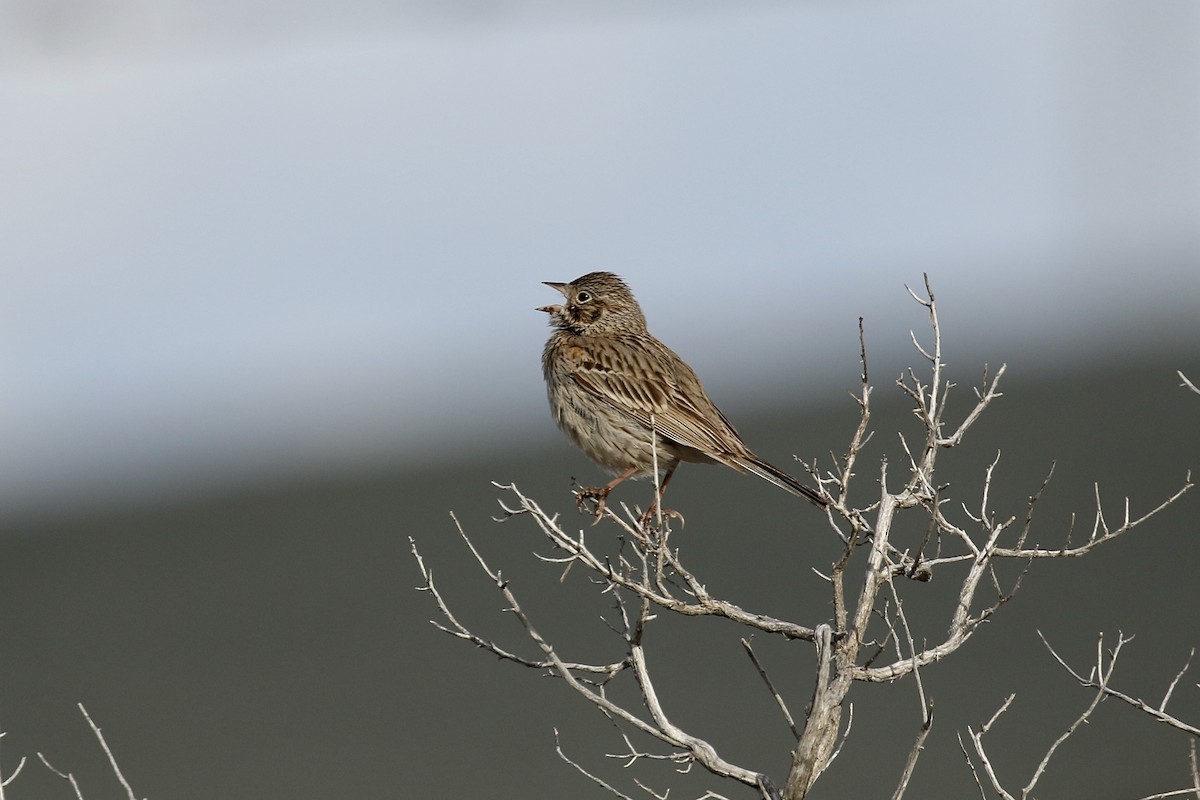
[
  {"left": 561, "top": 333, "right": 828, "bottom": 507},
  {"left": 563, "top": 334, "right": 753, "bottom": 462}
]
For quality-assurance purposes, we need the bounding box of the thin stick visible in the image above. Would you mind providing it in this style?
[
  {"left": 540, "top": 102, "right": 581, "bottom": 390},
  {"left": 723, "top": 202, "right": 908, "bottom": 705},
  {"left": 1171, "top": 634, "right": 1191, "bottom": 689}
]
[
  {"left": 741, "top": 638, "right": 800, "bottom": 740},
  {"left": 37, "top": 754, "right": 84, "bottom": 800},
  {"left": 79, "top": 704, "right": 139, "bottom": 800}
]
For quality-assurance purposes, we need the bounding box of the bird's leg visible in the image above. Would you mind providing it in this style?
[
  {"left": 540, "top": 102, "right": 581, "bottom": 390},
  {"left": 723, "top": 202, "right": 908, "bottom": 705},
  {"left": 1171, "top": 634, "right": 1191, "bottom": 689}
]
[
  {"left": 639, "top": 463, "right": 684, "bottom": 531},
  {"left": 577, "top": 465, "right": 639, "bottom": 522}
]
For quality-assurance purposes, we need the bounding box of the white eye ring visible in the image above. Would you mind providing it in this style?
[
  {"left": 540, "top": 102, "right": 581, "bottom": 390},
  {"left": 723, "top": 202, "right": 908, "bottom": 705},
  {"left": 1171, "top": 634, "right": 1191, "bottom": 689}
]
[{"left": 576, "top": 291, "right": 592, "bottom": 303}]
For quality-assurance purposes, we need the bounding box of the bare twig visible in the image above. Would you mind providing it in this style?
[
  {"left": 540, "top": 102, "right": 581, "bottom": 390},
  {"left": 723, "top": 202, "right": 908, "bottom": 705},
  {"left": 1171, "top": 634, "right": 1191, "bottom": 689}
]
[
  {"left": 964, "top": 694, "right": 1019, "bottom": 800},
  {"left": 741, "top": 638, "right": 800, "bottom": 740},
  {"left": 1022, "top": 647, "right": 1112, "bottom": 796},
  {"left": 1179, "top": 371, "right": 1200, "bottom": 397},
  {"left": 1135, "top": 788, "right": 1200, "bottom": 800},
  {"left": 493, "top": 483, "right": 818, "bottom": 641},
  {"left": 1162, "top": 648, "right": 1195, "bottom": 712},
  {"left": 835, "top": 317, "right": 875, "bottom": 511},
  {"left": 956, "top": 730, "right": 989, "bottom": 800},
  {"left": 884, "top": 570, "right": 934, "bottom": 800},
  {"left": 1190, "top": 737, "right": 1199, "bottom": 800},
  {"left": 968, "top": 632, "right": 1200, "bottom": 800},
  {"left": 1041, "top": 632, "right": 1200, "bottom": 737},
  {"left": 78, "top": 704, "right": 140, "bottom": 800},
  {"left": 432, "top": 512, "right": 775, "bottom": 796},
  {"left": 0, "top": 730, "right": 26, "bottom": 797},
  {"left": 37, "top": 754, "right": 84, "bottom": 800},
  {"left": 410, "top": 532, "right": 626, "bottom": 678},
  {"left": 891, "top": 706, "right": 933, "bottom": 800},
  {"left": 555, "top": 730, "right": 637, "bottom": 800}
]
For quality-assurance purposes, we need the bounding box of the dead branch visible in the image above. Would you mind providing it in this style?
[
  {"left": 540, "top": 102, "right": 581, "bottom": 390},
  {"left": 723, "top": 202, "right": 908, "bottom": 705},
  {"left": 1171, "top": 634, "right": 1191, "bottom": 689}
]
[
  {"left": 965, "top": 631, "right": 1200, "bottom": 800},
  {"left": 79, "top": 704, "right": 140, "bottom": 800},
  {"left": 1041, "top": 632, "right": 1200, "bottom": 737},
  {"left": 0, "top": 729, "right": 26, "bottom": 797},
  {"left": 430, "top": 511, "right": 777, "bottom": 798},
  {"left": 411, "top": 276, "right": 1194, "bottom": 800},
  {"left": 742, "top": 637, "right": 801, "bottom": 741},
  {"left": 493, "top": 483, "right": 819, "bottom": 641},
  {"left": 36, "top": 754, "right": 84, "bottom": 800},
  {"left": 555, "top": 729, "right": 637, "bottom": 800}
]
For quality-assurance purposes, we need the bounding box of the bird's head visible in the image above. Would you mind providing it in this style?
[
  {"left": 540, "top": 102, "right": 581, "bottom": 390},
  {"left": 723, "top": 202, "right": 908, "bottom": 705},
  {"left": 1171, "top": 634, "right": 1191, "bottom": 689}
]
[{"left": 538, "top": 272, "right": 647, "bottom": 335}]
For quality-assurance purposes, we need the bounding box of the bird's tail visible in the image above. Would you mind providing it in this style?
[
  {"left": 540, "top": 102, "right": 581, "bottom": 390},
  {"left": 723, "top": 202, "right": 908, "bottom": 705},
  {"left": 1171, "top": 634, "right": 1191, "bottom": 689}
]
[{"left": 739, "top": 456, "right": 828, "bottom": 508}]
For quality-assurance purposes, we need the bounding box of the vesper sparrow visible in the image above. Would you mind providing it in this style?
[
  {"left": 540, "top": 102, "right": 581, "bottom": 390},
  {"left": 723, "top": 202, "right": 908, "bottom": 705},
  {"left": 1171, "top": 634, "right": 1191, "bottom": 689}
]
[{"left": 539, "top": 271, "right": 826, "bottom": 520}]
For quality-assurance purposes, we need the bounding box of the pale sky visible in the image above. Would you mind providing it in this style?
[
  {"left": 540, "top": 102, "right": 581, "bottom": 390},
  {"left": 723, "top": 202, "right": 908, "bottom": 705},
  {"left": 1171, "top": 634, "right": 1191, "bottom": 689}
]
[{"left": 2, "top": 1, "right": 1198, "bottom": 516}]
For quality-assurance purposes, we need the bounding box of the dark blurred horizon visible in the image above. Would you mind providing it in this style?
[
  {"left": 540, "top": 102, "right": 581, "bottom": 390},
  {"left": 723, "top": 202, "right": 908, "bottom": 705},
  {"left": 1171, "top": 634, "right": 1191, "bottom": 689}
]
[
  {"left": 5, "top": 317, "right": 1196, "bottom": 526},
  {"left": 1, "top": 350, "right": 1197, "bottom": 799}
]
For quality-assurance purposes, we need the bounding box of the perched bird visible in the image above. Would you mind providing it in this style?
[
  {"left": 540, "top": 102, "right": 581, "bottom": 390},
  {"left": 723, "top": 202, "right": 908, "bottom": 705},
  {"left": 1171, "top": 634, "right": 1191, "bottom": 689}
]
[{"left": 539, "top": 271, "right": 826, "bottom": 521}]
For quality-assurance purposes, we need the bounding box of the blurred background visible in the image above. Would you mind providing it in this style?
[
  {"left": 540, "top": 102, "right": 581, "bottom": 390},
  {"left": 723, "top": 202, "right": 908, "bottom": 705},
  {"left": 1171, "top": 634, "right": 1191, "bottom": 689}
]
[{"left": 2, "top": 1, "right": 1198, "bottom": 797}]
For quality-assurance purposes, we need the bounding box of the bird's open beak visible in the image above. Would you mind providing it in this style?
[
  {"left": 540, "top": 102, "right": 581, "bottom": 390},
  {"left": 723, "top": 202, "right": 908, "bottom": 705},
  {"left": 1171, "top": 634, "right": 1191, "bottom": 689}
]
[{"left": 538, "top": 281, "right": 569, "bottom": 313}]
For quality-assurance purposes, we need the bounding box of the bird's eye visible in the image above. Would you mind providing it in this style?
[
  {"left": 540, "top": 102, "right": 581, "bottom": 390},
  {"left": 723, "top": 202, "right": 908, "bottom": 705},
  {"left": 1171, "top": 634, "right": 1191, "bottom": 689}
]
[{"left": 576, "top": 291, "right": 592, "bottom": 303}]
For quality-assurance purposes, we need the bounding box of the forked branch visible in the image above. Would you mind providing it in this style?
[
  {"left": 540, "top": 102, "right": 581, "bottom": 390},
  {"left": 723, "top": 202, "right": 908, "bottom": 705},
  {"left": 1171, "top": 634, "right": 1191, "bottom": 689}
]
[
  {"left": 411, "top": 277, "right": 1193, "bottom": 800},
  {"left": 1041, "top": 632, "right": 1200, "bottom": 737},
  {"left": 963, "top": 632, "right": 1200, "bottom": 800},
  {"left": 414, "top": 513, "right": 777, "bottom": 798}
]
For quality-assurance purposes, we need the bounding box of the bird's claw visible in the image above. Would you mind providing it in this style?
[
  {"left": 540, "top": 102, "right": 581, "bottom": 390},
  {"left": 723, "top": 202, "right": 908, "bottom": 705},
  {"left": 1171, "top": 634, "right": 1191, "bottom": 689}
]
[
  {"left": 638, "top": 505, "right": 684, "bottom": 531},
  {"left": 575, "top": 486, "right": 611, "bottom": 524}
]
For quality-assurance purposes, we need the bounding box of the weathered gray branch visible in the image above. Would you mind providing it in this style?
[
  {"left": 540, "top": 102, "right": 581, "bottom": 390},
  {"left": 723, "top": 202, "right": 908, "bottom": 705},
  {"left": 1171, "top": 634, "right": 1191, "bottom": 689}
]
[
  {"left": 411, "top": 277, "right": 1192, "bottom": 800},
  {"left": 1041, "top": 632, "right": 1200, "bottom": 737},
  {"left": 963, "top": 632, "right": 1200, "bottom": 800}
]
